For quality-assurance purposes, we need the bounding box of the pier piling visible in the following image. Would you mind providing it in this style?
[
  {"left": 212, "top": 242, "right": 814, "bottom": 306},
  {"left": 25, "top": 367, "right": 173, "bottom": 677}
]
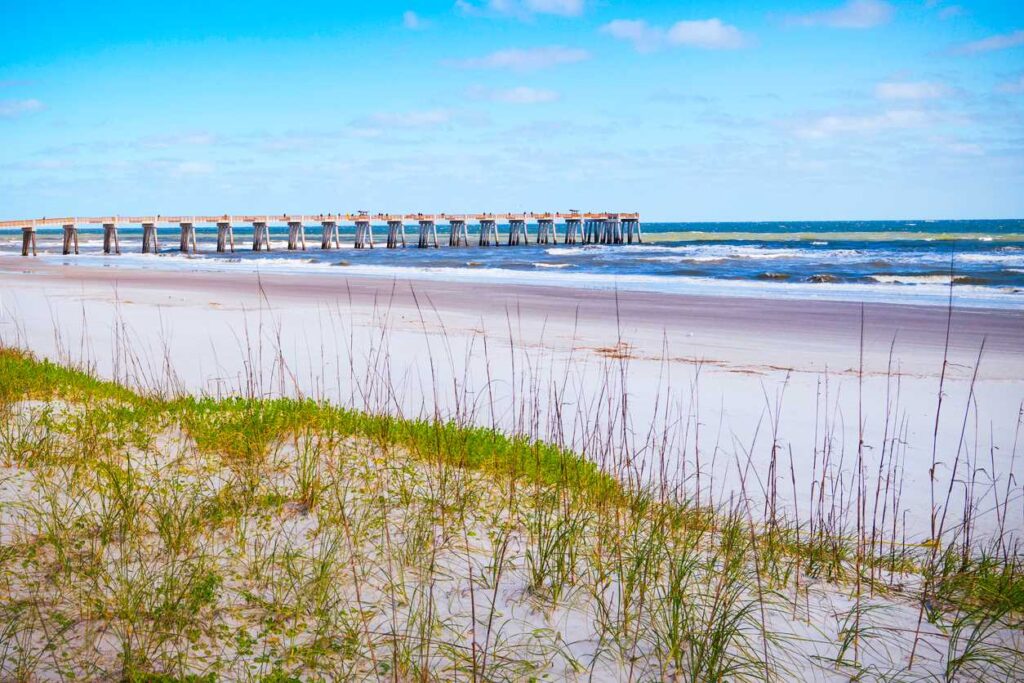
[
  {"left": 252, "top": 221, "right": 270, "bottom": 251},
  {"left": 508, "top": 218, "right": 529, "bottom": 246},
  {"left": 179, "top": 221, "right": 198, "bottom": 254},
  {"left": 216, "top": 222, "right": 235, "bottom": 253},
  {"left": 418, "top": 219, "right": 439, "bottom": 248},
  {"left": 565, "top": 218, "right": 582, "bottom": 244},
  {"left": 102, "top": 222, "right": 120, "bottom": 255},
  {"left": 62, "top": 224, "right": 79, "bottom": 255},
  {"left": 320, "top": 221, "right": 340, "bottom": 250},
  {"left": 537, "top": 218, "right": 557, "bottom": 244},
  {"left": 386, "top": 220, "right": 406, "bottom": 248},
  {"left": 623, "top": 218, "right": 642, "bottom": 244},
  {"left": 287, "top": 221, "right": 307, "bottom": 251},
  {"left": 21, "top": 226, "right": 36, "bottom": 256},
  {"left": 600, "top": 216, "right": 623, "bottom": 245},
  {"left": 448, "top": 219, "right": 468, "bottom": 247},
  {"left": 354, "top": 220, "right": 375, "bottom": 249},
  {"left": 142, "top": 222, "right": 159, "bottom": 254},
  {"left": 479, "top": 219, "right": 499, "bottom": 246}
]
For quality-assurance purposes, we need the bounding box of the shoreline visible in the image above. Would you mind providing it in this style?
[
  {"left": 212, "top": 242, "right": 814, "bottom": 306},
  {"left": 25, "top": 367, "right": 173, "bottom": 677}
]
[
  {"left": 8, "top": 245, "right": 1024, "bottom": 309},
  {"left": 2, "top": 259, "right": 1022, "bottom": 364}
]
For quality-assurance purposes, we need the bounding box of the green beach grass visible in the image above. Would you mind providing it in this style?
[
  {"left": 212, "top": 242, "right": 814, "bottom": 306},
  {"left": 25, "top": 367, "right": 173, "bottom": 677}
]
[{"left": 0, "top": 347, "right": 1021, "bottom": 680}]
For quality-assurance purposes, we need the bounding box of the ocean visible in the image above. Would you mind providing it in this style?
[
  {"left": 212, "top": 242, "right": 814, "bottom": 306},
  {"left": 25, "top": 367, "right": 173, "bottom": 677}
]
[{"left": 3, "top": 219, "right": 1023, "bottom": 309}]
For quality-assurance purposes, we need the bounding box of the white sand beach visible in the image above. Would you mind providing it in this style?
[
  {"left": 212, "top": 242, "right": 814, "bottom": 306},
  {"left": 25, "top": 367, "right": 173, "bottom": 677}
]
[{"left": 2, "top": 260, "right": 1021, "bottom": 542}]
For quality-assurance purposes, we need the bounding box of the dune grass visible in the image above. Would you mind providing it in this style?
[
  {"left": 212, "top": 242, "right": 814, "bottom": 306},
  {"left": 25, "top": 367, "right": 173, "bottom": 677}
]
[{"left": 0, "top": 346, "right": 1022, "bottom": 680}]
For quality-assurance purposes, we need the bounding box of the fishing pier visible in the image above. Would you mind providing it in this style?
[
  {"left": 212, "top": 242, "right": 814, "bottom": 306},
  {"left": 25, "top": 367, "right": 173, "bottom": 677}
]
[{"left": 4, "top": 212, "right": 641, "bottom": 256}]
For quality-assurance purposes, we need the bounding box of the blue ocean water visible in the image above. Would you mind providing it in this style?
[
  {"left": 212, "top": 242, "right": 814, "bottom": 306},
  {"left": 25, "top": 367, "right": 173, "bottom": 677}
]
[{"left": 3, "top": 220, "right": 1023, "bottom": 308}]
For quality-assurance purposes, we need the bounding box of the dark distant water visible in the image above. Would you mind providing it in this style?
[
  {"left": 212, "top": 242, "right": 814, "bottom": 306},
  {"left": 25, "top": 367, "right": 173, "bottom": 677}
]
[{"left": 3, "top": 220, "right": 1022, "bottom": 308}]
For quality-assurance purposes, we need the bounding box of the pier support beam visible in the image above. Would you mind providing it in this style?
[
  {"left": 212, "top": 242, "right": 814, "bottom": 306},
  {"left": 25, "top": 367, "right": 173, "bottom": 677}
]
[
  {"left": 623, "top": 218, "right": 642, "bottom": 243},
  {"left": 507, "top": 219, "right": 528, "bottom": 246},
  {"left": 320, "top": 221, "right": 340, "bottom": 250},
  {"left": 142, "top": 222, "right": 160, "bottom": 254},
  {"left": 448, "top": 219, "right": 468, "bottom": 247},
  {"left": 252, "top": 221, "right": 270, "bottom": 251},
  {"left": 103, "top": 222, "right": 120, "bottom": 255},
  {"left": 287, "top": 221, "right": 307, "bottom": 250},
  {"left": 604, "top": 217, "right": 623, "bottom": 244},
  {"left": 537, "top": 219, "right": 557, "bottom": 244},
  {"left": 21, "top": 226, "right": 36, "bottom": 256},
  {"left": 479, "top": 219, "right": 499, "bottom": 246},
  {"left": 565, "top": 218, "right": 582, "bottom": 244},
  {"left": 386, "top": 220, "right": 406, "bottom": 248},
  {"left": 216, "top": 222, "right": 235, "bottom": 253},
  {"left": 179, "top": 222, "right": 198, "bottom": 254},
  {"left": 354, "top": 220, "right": 375, "bottom": 249},
  {"left": 417, "top": 220, "right": 438, "bottom": 248},
  {"left": 62, "top": 223, "right": 79, "bottom": 255}
]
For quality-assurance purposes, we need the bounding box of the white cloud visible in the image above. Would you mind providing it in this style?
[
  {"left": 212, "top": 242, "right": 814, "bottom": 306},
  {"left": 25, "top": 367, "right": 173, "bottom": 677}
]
[
  {"left": 667, "top": 19, "right": 747, "bottom": 49},
  {"left": 403, "top": 11, "right": 428, "bottom": 30},
  {"left": 524, "top": 0, "right": 583, "bottom": 16},
  {"left": 0, "top": 98, "right": 43, "bottom": 118},
  {"left": 787, "top": 0, "right": 894, "bottom": 29},
  {"left": 997, "top": 74, "right": 1024, "bottom": 95},
  {"left": 174, "top": 161, "right": 215, "bottom": 176},
  {"left": 875, "top": 81, "right": 951, "bottom": 101},
  {"left": 347, "top": 108, "right": 491, "bottom": 138},
  {"left": 456, "top": 0, "right": 584, "bottom": 18},
  {"left": 448, "top": 46, "right": 590, "bottom": 71},
  {"left": 140, "top": 132, "right": 219, "bottom": 148},
  {"left": 367, "top": 109, "right": 454, "bottom": 128},
  {"left": 953, "top": 30, "right": 1024, "bottom": 55},
  {"left": 794, "top": 109, "right": 932, "bottom": 139},
  {"left": 601, "top": 18, "right": 748, "bottom": 52},
  {"left": 468, "top": 86, "right": 560, "bottom": 103},
  {"left": 599, "top": 20, "right": 663, "bottom": 52}
]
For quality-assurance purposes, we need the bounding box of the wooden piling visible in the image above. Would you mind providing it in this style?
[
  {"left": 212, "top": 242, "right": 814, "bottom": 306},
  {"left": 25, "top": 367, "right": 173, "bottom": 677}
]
[
  {"left": 448, "top": 219, "right": 468, "bottom": 247},
  {"left": 320, "top": 221, "right": 340, "bottom": 250},
  {"left": 623, "top": 218, "right": 642, "bottom": 244},
  {"left": 287, "top": 221, "right": 307, "bottom": 250},
  {"left": 141, "top": 222, "right": 159, "bottom": 254},
  {"left": 102, "top": 222, "right": 120, "bottom": 255},
  {"left": 179, "top": 222, "right": 198, "bottom": 254},
  {"left": 479, "top": 219, "right": 499, "bottom": 246},
  {"left": 565, "top": 218, "right": 582, "bottom": 244},
  {"left": 216, "top": 222, "right": 235, "bottom": 253},
  {"left": 507, "top": 218, "right": 528, "bottom": 246},
  {"left": 252, "top": 221, "right": 270, "bottom": 251},
  {"left": 62, "top": 224, "right": 79, "bottom": 255},
  {"left": 537, "top": 218, "right": 557, "bottom": 244},
  {"left": 354, "top": 220, "right": 375, "bottom": 249},
  {"left": 20, "top": 226, "right": 36, "bottom": 256},
  {"left": 386, "top": 220, "right": 406, "bottom": 248},
  {"left": 417, "top": 220, "right": 438, "bottom": 248}
]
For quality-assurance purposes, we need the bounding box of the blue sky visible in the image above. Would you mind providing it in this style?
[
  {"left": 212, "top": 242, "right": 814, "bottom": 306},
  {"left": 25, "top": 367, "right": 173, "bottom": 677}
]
[{"left": 1, "top": 0, "right": 1022, "bottom": 221}]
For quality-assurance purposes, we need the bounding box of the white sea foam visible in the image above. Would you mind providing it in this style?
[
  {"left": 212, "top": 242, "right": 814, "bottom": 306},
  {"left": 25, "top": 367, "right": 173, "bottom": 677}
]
[
  {"left": 13, "top": 248, "right": 1017, "bottom": 309},
  {"left": 870, "top": 275, "right": 954, "bottom": 285}
]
